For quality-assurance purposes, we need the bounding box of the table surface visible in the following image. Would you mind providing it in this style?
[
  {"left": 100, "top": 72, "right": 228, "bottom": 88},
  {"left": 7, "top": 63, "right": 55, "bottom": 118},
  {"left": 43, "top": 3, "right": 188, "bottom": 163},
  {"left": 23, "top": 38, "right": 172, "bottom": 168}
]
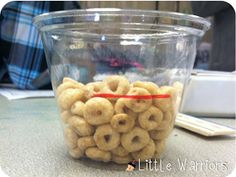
[{"left": 0, "top": 96, "right": 235, "bottom": 177}]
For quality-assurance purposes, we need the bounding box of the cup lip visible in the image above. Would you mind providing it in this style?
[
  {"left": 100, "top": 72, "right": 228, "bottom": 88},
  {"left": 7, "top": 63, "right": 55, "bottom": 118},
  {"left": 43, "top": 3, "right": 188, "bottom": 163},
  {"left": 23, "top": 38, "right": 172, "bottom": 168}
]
[{"left": 33, "top": 8, "right": 211, "bottom": 38}]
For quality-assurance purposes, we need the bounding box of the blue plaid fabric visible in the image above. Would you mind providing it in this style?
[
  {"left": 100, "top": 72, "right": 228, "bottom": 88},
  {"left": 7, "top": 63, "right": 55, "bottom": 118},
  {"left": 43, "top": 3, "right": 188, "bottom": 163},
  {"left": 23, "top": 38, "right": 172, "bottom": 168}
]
[{"left": 0, "top": 1, "right": 80, "bottom": 89}]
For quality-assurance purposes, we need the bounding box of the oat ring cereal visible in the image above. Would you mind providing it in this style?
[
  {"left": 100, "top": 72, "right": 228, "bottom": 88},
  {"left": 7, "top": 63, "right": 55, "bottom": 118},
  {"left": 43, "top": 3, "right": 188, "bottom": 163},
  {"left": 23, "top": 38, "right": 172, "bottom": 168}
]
[
  {"left": 132, "top": 81, "right": 159, "bottom": 95},
  {"left": 111, "top": 113, "right": 135, "bottom": 133},
  {"left": 62, "top": 77, "right": 79, "bottom": 84},
  {"left": 57, "top": 79, "right": 84, "bottom": 96},
  {"left": 94, "top": 124, "right": 120, "bottom": 151},
  {"left": 83, "top": 97, "right": 114, "bottom": 125},
  {"left": 69, "top": 148, "right": 83, "bottom": 159},
  {"left": 58, "top": 88, "right": 84, "bottom": 110},
  {"left": 112, "top": 154, "right": 133, "bottom": 164},
  {"left": 87, "top": 82, "right": 105, "bottom": 93},
  {"left": 149, "top": 126, "right": 172, "bottom": 140},
  {"left": 68, "top": 116, "right": 94, "bottom": 136},
  {"left": 124, "top": 87, "right": 152, "bottom": 113},
  {"left": 103, "top": 75, "right": 130, "bottom": 95},
  {"left": 156, "top": 111, "right": 173, "bottom": 130},
  {"left": 111, "top": 145, "right": 129, "bottom": 157},
  {"left": 131, "top": 139, "right": 155, "bottom": 161},
  {"left": 114, "top": 98, "right": 137, "bottom": 119},
  {"left": 77, "top": 136, "right": 96, "bottom": 153},
  {"left": 138, "top": 106, "right": 163, "bottom": 131},
  {"left": 84, "top": 82, "right": 105, "bottom": 100},
  {"left": 154, "top": 86, "right": 177, "bottom": 112},
  {"left": 85, "top": 147, "right": 111, "bottom": 162},
  {"left": 61, "top": 110, "right": 72, "bottom": 123},
  {"left": 121, "top": 127, "right": 150, "bottom": 152},
  {"left": 64, "top": 127, "right": 79, "bottom": 149},
  {"left": 71, "top": 101, "right": 85, "bottom": 117}
]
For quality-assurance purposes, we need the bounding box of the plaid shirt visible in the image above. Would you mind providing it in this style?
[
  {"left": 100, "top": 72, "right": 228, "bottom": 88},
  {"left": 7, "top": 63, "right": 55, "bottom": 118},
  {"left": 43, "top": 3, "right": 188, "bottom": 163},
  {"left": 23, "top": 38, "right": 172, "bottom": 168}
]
[{"left": 0, "top": 1, "right": 80, "bottom": 89}]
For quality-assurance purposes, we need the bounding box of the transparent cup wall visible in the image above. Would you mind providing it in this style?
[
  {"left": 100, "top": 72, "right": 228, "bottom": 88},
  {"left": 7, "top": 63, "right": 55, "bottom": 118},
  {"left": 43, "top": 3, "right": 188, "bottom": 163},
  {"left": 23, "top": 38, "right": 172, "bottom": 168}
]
[{"left": 36, "top": 9, "right": 209, "bottom": 164}]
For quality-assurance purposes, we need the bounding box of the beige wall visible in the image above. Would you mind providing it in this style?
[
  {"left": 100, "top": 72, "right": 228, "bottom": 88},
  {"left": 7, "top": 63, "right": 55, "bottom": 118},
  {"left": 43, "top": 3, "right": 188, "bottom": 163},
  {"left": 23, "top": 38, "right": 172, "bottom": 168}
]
[
  {"left": 80, "top": 1, "right": 192, "bottom": 12},
  {"left": 80, "top": 1, "right": 156, "bottom": 10},
  {"left": 80, "top": 1, "right": 211, "bottom": 43}
]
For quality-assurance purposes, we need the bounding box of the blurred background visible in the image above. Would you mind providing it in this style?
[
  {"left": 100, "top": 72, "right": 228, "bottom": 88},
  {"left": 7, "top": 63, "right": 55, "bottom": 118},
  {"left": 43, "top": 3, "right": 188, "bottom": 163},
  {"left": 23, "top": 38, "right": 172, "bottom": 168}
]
[
  {"left": 81, "top": 1, "right": 213, "bottom": 58},
  {"left": 80, "top": 1, "right": 234, "bottom": 71},
  {"left": 0, "top": 1, "right": 235, "bottom": 90}
]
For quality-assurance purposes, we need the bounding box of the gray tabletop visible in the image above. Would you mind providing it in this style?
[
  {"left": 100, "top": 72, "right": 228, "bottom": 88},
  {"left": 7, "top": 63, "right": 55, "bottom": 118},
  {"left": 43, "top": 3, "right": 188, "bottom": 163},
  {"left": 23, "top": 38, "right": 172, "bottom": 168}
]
[{"left": 0, "top": 96, "right": 235, "bottom": 177}]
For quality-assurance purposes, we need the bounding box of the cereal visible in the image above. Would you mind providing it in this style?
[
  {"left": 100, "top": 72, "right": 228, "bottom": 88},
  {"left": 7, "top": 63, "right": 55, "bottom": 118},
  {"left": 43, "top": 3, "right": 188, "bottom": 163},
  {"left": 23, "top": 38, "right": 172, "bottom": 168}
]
[
  {"left": 84, "top": 82, "right": 105, "bottom": 99},
  {"left": 63, "top": 77, "right": 79, "bottom": 84},
  {"left": 85, "top": 147, "right": 111, "bottom": 162},
  {"left": 111, "top": 113, "right": 135, "bottom": 133},
  {"left": 149, "top": 127, "right": 172, "bottom": 140},
  {"left": 61, "top": 110, "right": 72, "bottom": 123},
  {"left": 156, "top": 111, "right": 173, "bottom": 130},
  {"left": 153, "top": 86, "right": 177, "bottom": 112},
  {"left": 121, "top": 127, "right": 150, "bottom": 152},
  {"left": 64, "top": 127, "right": 79, "bottom": 149},
  {"left": 71, "top": 101, "right": 85, "bottom": 117},
  {"left": 138, "top": 106, "right": 163, "bottom": 131},
  {"left": 111, "top": 145, "right": 129, "bottom": 157},
  {"left": 68, "top": 116, "right": 94, "bottom": 136},
  {"left": 56, "top": 75, "right": 178, "bottom": 163},
  {"left": 112, "top": 154, "right": 133, "bottom": 164},
  {"left": 115, "top": 98, "right": 137, "bottom": 119},
  {"left": 131, "top": 139, "right": 155, "bottom": 161},
  {"left": 77, "top": 136, "right": 96, "bottom": 153},
  {"left": 58, "top": 88, "right": 84, "bottom": 110},
  {"left": 69, "top": 147, "right": 83, "bottom": 159},
  {"left": 132, "top": 81, "right": 159, "bottom": 95},
  {"left": 103, "top": 75, "right": 130, "bottom": 95},
  {"left": 124, "top": 87, "right": 152, "bottom": 113},
  {"left": 57, "top": 79, "right": 84, "bottom": 96},
  {"left": 87, "top": 82, "right": 105, "bottom": 93},
  {"left": 83, "top": 97, "right": 114, "bottom": 125},
  {"left": 94, "top": 124, "right": 120, "bottom": 151}
]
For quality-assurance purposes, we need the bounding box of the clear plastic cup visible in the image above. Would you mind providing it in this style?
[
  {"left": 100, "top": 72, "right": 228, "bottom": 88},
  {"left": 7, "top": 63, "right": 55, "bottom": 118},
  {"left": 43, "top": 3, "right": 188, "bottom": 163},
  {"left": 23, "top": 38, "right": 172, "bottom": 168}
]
[{"left": 34, "top": 9, "right": 210, "bottom": 164}]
